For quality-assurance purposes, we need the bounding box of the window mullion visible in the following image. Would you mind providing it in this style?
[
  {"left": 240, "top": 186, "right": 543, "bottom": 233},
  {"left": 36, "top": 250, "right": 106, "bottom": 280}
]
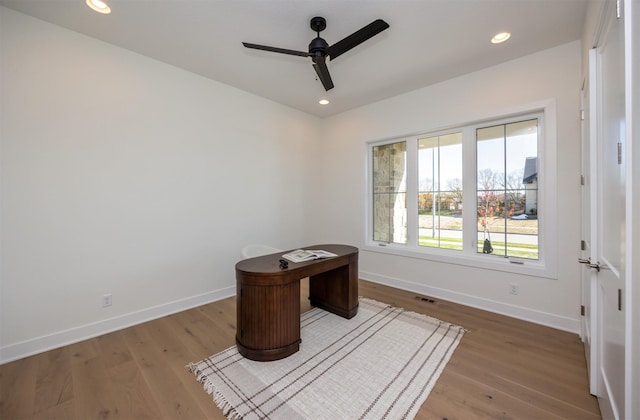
[
  {"left": 406, "top": 137, "right": 418, "bottom": 247},
  {"left": 462, "top": 126, "right": 477, "bottom": 254},
  {"left": 503, "top": 124, "right": 508, "bottom": 256}
]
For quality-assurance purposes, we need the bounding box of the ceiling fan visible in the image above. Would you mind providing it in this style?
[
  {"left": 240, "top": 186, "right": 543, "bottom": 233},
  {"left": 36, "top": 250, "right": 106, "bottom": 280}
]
[{"left": 242, "top": 16, "right": 390, "bottom": 91}]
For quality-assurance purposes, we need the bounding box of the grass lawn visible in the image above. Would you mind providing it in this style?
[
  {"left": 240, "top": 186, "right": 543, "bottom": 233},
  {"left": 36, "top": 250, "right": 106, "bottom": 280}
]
[{"left": 419, "top": 235, "right": 539, "bottom": 259}]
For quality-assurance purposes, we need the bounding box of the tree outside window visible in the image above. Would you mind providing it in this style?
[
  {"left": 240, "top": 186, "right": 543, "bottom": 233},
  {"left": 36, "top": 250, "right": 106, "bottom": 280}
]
[{"left": 477, "top": 119, "right": 539, "bottom": 259}]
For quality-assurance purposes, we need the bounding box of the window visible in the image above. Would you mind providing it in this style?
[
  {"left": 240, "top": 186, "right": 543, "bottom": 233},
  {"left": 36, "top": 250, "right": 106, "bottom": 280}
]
[
  {"left": 372, "top": 141, "right": 407, "bottom": 244},
  {"left": 476, "top": 119, "right": 539, "bottom": 259},
  {"left": 367, "top": 108, "right": 554, "bottom": 277},
  {"left": 418, "top": 132, "right": 463, "bottom": 250}
]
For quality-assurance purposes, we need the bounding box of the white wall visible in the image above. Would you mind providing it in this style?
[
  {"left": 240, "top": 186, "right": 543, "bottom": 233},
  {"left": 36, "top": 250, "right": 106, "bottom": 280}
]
[
  {"left": 307, "top": 41, "right": 583, "bottom": 331},
  {"left": 0, "top": 7, "right": 320, "bottom": 362}
]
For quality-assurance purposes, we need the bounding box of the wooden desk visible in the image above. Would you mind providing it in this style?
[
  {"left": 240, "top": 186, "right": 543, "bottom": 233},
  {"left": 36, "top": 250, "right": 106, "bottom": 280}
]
[{"left": 235, "top": 244, "right": 358, "bottom": 361}]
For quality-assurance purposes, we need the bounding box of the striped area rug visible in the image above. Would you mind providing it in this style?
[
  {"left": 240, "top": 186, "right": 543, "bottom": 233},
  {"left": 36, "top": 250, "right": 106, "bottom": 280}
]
[{"left": 188, "top": 298, "right": 465, "bottom": 419}]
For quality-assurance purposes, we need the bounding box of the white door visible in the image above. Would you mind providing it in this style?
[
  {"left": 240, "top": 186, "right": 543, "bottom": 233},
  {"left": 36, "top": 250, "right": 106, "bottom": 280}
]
[
  {"left": 580, "top": 75, "right": 598, "bottom": 393},
  {"left": 593, "top": 1, "right": 626, "bottom": 418}
]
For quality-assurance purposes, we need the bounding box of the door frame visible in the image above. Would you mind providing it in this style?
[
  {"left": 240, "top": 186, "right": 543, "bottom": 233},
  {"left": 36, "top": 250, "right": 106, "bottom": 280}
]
[
  {"left": 585, "top": 1, "right": 628, "bottom": 418},
  {"left": 623, "top": 0, "right": 638, "bottom": 418}
]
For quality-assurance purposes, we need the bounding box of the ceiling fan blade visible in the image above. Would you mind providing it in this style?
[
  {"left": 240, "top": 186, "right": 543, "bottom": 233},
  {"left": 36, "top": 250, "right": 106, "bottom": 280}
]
[
  {"left": 242, "top": 42, "right": 311, "bottom": 57},
  {"left": 312, "top": 55, "right": 334, "bottom": 91},
  {"left": 327, "top": 19, "right": 389, "bottom": 61}
]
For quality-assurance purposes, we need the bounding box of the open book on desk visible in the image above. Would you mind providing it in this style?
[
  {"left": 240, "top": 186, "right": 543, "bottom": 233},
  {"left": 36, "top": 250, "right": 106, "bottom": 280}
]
[{"left": 282, "top": 249, "right": 338, "bottom": 263}]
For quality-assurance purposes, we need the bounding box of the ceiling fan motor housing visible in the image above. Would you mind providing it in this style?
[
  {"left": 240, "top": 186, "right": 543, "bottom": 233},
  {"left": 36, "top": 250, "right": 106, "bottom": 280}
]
[
  {"left": 309, "top": 17, "right": 328, "bottom": 59},
  {"left": 309, "top": 37, "right": 329, "bottom": 56}
]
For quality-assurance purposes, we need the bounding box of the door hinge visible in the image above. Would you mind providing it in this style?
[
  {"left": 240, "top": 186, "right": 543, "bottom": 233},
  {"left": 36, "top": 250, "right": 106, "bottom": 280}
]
[
  {"left": 618, "top": 289, "right": 622, "bottom": 311},
  {"left": 581, "top": 240, "right": 586, "bottom": 251},
  {"left": 616, "top": 0, "right": 621, "bottom": 19},
  {"left": 581, "top": 305, "right": 585, "bottom": 316},
  {"left": 618, "top": 142, "right": 622, "bottom": 164},
  {"left": 580, "top": 175, "right": 585, "bottom": 186},
  {"left": 580, "top": 109, "right": 585, "bottom": 121}
]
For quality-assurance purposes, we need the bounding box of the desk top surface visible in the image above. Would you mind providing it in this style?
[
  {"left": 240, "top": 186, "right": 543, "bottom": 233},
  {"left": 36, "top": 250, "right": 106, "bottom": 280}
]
[{"left": 235, "top": 244, "right": 358, "bottom": 275}]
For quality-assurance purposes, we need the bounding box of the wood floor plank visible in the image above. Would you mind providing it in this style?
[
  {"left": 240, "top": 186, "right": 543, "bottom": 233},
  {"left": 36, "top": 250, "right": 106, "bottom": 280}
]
[
  {"left": 446, "top": 350, "right": 600, "bottom": 419},
  {"left": 423, "top": 367, "right": 567, "bottom": 420},
  {"left": 94, "top": 331, "right": 134, "bottom": 369},
  {"left": 32, "top": 398, "right": 75, "bottom": 420},
  {"left": 33, "top": 347, "right": 73, "bottom": 415},
  {"left": 69, "top": 352, "right": 120, "bottom": 419},
  {"left": 152, "top": 317, "right": 229, "bottom": 419},
  {"left": 120, "top": 324, "right": 211, "bottom": 419},
  {"left": 0, "top": 354, "right": 38, "bottom": 419},
  {"left": 165, "top": 305, "right": 233, "bottom": 360},
  {"left": 105, "top": 359, "right": 164, "bottom": 419},
  {"left": 0, "top": 279, "right": 600, "bottom": 419},
  {"left": 456, "top": 339, "right": 597, "bottom": 410},
  {"left": 68, "top": 337, "right": 100, "bottom": 366},
  {"left": 459, "top": 332, "right": 589, "bottom": 387}
]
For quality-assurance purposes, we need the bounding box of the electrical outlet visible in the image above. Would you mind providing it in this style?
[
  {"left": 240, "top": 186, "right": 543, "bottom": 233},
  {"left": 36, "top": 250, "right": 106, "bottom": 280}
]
[
  {"left": 102, "top": 293, "right": 112, "bottom": 307},
  {"left": 509, "top": 283, "right": 519, "bottom": 295}
]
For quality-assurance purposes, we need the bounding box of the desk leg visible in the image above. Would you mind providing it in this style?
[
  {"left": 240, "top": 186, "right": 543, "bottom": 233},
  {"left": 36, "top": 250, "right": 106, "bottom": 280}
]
[
  {"left": 236, "top": 277, "right": 301, "bottom": 361},
  {"left": 309, "top": 257, "right": 358, "bottom": 319}
]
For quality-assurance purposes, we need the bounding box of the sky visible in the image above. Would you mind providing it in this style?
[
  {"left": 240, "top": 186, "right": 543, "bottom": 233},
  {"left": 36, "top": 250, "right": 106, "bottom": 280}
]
[{"left": 418, "top": 119, "right": 538, "bottom": 191}]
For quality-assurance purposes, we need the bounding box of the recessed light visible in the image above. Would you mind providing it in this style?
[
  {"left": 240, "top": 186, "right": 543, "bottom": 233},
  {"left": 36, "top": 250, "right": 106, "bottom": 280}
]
[
  {"left": 86, "top": 0, "right": 111, "bottom": 14},
  {"left": 491, "top": 32, "right": 511, "bottom": 44},
  {"left": 319, "top": 99, "right": 330, "bottom": 105}
]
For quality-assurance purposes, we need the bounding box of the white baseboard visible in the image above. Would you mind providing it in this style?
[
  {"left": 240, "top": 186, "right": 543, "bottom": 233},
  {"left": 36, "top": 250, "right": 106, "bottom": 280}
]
[
  {"left": 0, "top": 286, "right": 236, "bottom": 365},
  {"left": 360, "top": 271, "right": 580, "bottom": 334},
  {"left": 3, "top": 274, "right": 580, "bottom": 364}
]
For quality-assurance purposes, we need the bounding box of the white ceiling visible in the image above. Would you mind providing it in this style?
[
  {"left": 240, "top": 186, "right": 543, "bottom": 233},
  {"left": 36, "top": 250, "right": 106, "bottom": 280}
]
[{"left": 1, "top": 0, "right": 590, "bottom": 118}]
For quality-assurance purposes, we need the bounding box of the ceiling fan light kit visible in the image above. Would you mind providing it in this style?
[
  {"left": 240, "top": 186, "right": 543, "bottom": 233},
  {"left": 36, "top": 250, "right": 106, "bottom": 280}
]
[{"left": 242, "top": 16, "right": 389, "bottom": 91}]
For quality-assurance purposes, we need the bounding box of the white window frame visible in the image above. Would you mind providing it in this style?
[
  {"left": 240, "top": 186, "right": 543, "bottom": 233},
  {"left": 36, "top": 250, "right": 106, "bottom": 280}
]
[{"left": 364, "top": 100, "right": 558, "bottom": 279}]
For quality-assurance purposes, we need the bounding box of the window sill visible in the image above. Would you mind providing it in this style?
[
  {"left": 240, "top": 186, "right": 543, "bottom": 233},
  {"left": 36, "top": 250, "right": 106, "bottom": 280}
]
[{"left": 362, "top": 243, "right": 557, "bottom": 280}]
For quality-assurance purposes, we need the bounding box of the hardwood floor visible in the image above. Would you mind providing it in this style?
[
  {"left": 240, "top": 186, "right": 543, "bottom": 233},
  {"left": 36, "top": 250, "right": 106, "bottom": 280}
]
[{"left": 0, "top": 279, "right": 600, "bottom": 419}]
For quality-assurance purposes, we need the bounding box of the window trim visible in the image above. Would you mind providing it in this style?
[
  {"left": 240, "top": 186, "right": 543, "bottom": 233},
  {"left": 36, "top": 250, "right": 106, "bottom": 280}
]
[{"left": 364, "top": 100, "right": 558, "bottom": 279}]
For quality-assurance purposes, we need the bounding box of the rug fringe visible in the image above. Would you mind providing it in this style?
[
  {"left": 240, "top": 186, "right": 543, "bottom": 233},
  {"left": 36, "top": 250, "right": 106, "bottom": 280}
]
[{"left": 187, "top": 363, "right": 242, "bottom": 420}]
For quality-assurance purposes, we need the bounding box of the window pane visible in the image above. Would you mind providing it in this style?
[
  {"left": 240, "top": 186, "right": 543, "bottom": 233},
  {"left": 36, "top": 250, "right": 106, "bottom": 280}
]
[
  {"left": 418, "top": 132, "right": 463, "bottom": 250},
  {"left": 477, "top": 119, "right": 539, "bottom": 259},
  {"left": 373, "top": 141, "right": 407, "bottom": 244}
]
